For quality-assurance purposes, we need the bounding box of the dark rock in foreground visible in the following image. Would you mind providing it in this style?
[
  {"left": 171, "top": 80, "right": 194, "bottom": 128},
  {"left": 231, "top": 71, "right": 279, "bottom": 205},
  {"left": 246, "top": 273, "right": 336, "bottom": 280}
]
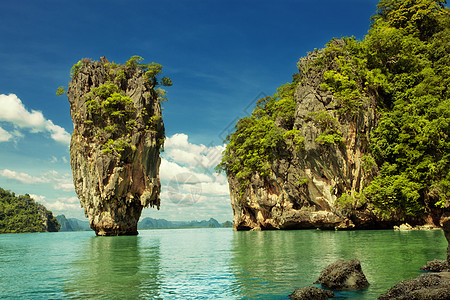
[
  {"left": 421, "top": 259, "right": 450, "bottom": 273},
  {"left": 378, "top": 272, "right": 450, "bottom": 300},
  {"left": 315, "top": 259, "right": 369, "bottom": 290},
  {"left": 289, "top": 286, "right": 334, "bottom": 300},
  {"left": 442, "top": 217, "right": 450, "bottom": 265}
]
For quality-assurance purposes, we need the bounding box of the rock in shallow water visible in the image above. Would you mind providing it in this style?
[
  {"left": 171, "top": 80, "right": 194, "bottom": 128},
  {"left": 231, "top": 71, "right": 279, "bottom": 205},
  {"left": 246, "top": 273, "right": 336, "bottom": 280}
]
[
  {"left": 67, "top": 57, "right": 165, "bottom": 236},
  {"left": 289, "top": 286, "right": 334, "bottom": 300},
  {"left": 421, "top": 259, "right": 450, "bottom": 272},
  {"left": 378, "top": 272, "right": 450, "bottom": 300},
  {"left": 315, "top": 259, "right": 369, "bottom": 290}
]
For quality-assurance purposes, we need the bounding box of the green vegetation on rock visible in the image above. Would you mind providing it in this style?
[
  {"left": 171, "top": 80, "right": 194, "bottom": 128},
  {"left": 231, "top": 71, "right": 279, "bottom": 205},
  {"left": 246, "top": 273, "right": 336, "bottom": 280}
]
[
  {"left": 219, "top": 0, "right": 450, "bottom": 219},
  {"left": 363, "top": 0, "right": 450, "bottom": 218},
  {"left": 217, "top": 81, "right": 302, "bottom": 197},
  {"left": 307, "top": 111, "right": 344, "bottom": 146},
  {"left": 0, "top": 187, "right": 60, "bottom": 233},
  {"left": 73, "top": 56, "right": 171, "bottom": 157}
]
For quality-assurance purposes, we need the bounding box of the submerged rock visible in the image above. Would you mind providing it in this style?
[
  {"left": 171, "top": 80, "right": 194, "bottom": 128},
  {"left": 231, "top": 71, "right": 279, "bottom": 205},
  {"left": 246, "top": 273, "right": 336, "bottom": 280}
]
[
  {"left": 378, "top": 272, "right": 450, "bottom": 300},
  {"left": 67, "top": 57, "right": 166, "bottom": 236},
  {"left": 289, "top": 286, "right": 334, "bottom": 300},
  {"left": 315, "top": 259, "right": 369, "bottom": 290}
]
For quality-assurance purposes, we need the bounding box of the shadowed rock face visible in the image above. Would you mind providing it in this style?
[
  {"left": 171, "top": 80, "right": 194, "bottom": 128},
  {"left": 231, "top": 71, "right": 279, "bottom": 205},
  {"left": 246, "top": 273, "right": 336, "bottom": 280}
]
[
  {"left": 67, "top": 57, "right": 164, "bottom": 236},
  {"left": 442, "top": 217, "right": 450, "bottom": 265}
]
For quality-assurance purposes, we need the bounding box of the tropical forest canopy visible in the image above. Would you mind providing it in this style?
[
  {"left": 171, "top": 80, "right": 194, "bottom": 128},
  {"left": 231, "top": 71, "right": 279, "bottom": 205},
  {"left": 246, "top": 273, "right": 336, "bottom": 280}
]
[
  {"left": 218, "top": 0, "right": 450, "bottom": 219},
  {"left": 0, "top": 187, "right": 60, "bottom": 233}
]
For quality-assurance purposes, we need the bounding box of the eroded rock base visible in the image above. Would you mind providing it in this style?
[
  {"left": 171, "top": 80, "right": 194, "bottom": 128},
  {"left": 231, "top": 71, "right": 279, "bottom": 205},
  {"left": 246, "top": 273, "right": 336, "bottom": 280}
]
[{"left": 378, "top": 273, "right": 450, "bottom": 300}]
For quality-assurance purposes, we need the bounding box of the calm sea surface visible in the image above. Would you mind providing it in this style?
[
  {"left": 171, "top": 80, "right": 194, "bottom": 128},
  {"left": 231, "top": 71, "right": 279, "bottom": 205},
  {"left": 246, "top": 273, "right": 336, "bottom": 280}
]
[{"left": 0, "top": 228, "right": 447, "bottom": 299}]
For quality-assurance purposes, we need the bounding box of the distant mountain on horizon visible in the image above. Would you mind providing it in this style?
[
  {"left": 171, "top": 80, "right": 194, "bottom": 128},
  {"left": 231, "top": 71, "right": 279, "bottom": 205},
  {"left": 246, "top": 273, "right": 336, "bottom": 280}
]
[
  {"left": 56, "top": 215, "right": 91, "bottom": 231},
  {"left": 56, "top": 215, "right": 233, "bottom": 231},
  {"left": 138, "top": 217, "right": 233, "bottom": 229}
]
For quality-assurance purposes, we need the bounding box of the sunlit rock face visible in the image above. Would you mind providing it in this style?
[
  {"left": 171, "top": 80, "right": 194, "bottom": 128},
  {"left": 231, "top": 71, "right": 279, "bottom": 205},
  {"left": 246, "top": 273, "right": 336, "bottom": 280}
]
[
  {"left": 228, "top": 43, "right": 379, "bottom": 231},
  {"left": 67, "top": 57, "right": 164, "bottom": 236}
]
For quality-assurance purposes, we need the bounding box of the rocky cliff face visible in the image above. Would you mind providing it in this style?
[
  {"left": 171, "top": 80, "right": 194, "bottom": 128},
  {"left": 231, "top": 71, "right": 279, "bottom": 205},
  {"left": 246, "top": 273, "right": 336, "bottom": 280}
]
[
  {"left": 443, "top": 217, "right": 450, "bottom": 265},
  {"left": 67, "top": 57, "right": 165, "bottom": 236},
  {"left": 229, "top": 44, "right": 380, "bottom": 230}
]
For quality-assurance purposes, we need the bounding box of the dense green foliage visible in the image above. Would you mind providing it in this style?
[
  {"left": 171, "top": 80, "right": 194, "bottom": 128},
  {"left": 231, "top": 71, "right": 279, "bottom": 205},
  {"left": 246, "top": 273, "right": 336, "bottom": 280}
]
[
  {"left": 219, "top": 0, "right": 449, "bottom": 218},
  {"left": 75, "top": 56, "right": 170, "bottom": 157},
  {"left": 56, "top": 86, "right": 66, "bottom": 96},
  {"left": 217, "top": 81, "right": 303, "bottom": 196},
  {"left": 312, "top": 0, "right": 450, "bottom": 218},
  {"left": 0, "top": 187, "right": 60, "bottom": 233},
  {"left": 364, "top": 0, "right": 450, "bottom": 218},
  {"left": 303, "top": 0, "right": 450, "bottom": 218}
]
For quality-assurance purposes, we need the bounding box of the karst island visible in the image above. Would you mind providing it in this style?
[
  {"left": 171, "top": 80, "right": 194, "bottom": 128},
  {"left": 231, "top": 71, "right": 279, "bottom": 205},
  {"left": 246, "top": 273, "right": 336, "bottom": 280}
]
[{"left": 67, "top": 56, "right": 171, "bottom": 236}]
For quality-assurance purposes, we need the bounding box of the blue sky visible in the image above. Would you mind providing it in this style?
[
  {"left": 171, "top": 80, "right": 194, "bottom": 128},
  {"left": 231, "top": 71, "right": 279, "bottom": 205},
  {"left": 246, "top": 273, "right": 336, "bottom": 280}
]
[{"left": 0, "top": 0, "right": 379, "bottom": 223}]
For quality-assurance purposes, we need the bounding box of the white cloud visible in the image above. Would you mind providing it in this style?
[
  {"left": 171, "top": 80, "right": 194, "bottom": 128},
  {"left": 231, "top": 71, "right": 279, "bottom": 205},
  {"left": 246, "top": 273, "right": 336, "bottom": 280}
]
[
  {"left": 58, "top": 196, "right": 79, "bottom": 204},
  {"left": 0, "top": 169, "right": 50, "bottom": 184},
  {"left": 0, "top": 126, "right": 12, "bottom": 142},
  {"left": 0, "top": 168, "right": 74, "bottom": 192},
  {"left": 45, "top": 120, "right": 71, "bottom": 145},
  {"left": 45, "top": 201, "right": 80, "bottom": 211},
  {"left": 0, "top": 94, "right": 46, "bottom": 129},
  {"left": 44, "top": 170, "right": 74, "bottom": 192},
  {"left": 30, "top": 194, "right": 80, "bottom": 212},
  {"left": 11, "top": 129, "right": 24, "bottom": 139},
  {"left": 164, "top": 133, "right": 225, "bottom": 170},
  {"left": 160, "top": 158, "right": 211, "bottom": 183},
  {"left": 198, "top": 180, "right": 230, "bottom": 197},
  {"left": 154, "top": 133, "right": 231, "bottom": 221},
  {"left": 0, "top": 93, "right": 70, "bottom": 145},
  {"left": 30, "top": 194, "right": 47, "bottom": 203}
]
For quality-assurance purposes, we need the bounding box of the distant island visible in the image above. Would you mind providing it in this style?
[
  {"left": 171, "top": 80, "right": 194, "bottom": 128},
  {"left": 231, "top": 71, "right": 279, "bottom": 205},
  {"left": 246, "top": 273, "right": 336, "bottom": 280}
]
[
  {"left": 56, "top": 215, "right": 91, "bottom": 231},
  {"left": 0, "top": 187, "right": 59, "bottom": 233},
  {"left": 56, "top": 215, "right": 233, "bottom": 231},
  {"left": 138, "top": 217, "right": 233, "bottom": 229},
  {"left": 1, "top": 186, "right": 231, "bottom": 234}
]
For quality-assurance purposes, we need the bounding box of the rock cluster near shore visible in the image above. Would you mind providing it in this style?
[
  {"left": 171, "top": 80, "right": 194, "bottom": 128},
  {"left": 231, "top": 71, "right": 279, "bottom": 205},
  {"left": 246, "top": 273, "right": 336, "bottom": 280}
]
[
  {"left": 378, "top": 222, "right": 450, "bottom": 299},
  {"left": 393, "top": 223, "right": 439, "bottom": 231},
  {"left": 68, "top": 57, "right": 165, "bottom": 236},
  {"left": 314, "top": 259, "right": 369, "bottom": 290},
  {"left": 421, "top": 259, "right": 450, "bottom": 273},
  {"left": 379, "top": 273, "right": 450, "bottom": 300},
  {"left": 290, "top": 259, "right": 368, "bottom": 299},
  {"left": 289, "top": 286, "right": 334, "bottom": 300}
]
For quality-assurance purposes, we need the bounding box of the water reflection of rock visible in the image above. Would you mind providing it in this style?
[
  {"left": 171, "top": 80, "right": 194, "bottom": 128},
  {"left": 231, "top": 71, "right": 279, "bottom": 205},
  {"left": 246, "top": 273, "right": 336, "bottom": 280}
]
[
  {"left": 65, "top": 235, "right": 161, "bottom": 299},
  {"left": 230, "top": 230, "right": 328, "bottom": 298}
]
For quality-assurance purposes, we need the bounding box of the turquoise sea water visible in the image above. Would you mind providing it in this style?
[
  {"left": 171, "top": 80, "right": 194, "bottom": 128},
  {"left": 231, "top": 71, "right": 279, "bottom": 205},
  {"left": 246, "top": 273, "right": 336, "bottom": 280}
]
[{"left": 0, "top": 228, "right": 447, "bottom": 299}]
